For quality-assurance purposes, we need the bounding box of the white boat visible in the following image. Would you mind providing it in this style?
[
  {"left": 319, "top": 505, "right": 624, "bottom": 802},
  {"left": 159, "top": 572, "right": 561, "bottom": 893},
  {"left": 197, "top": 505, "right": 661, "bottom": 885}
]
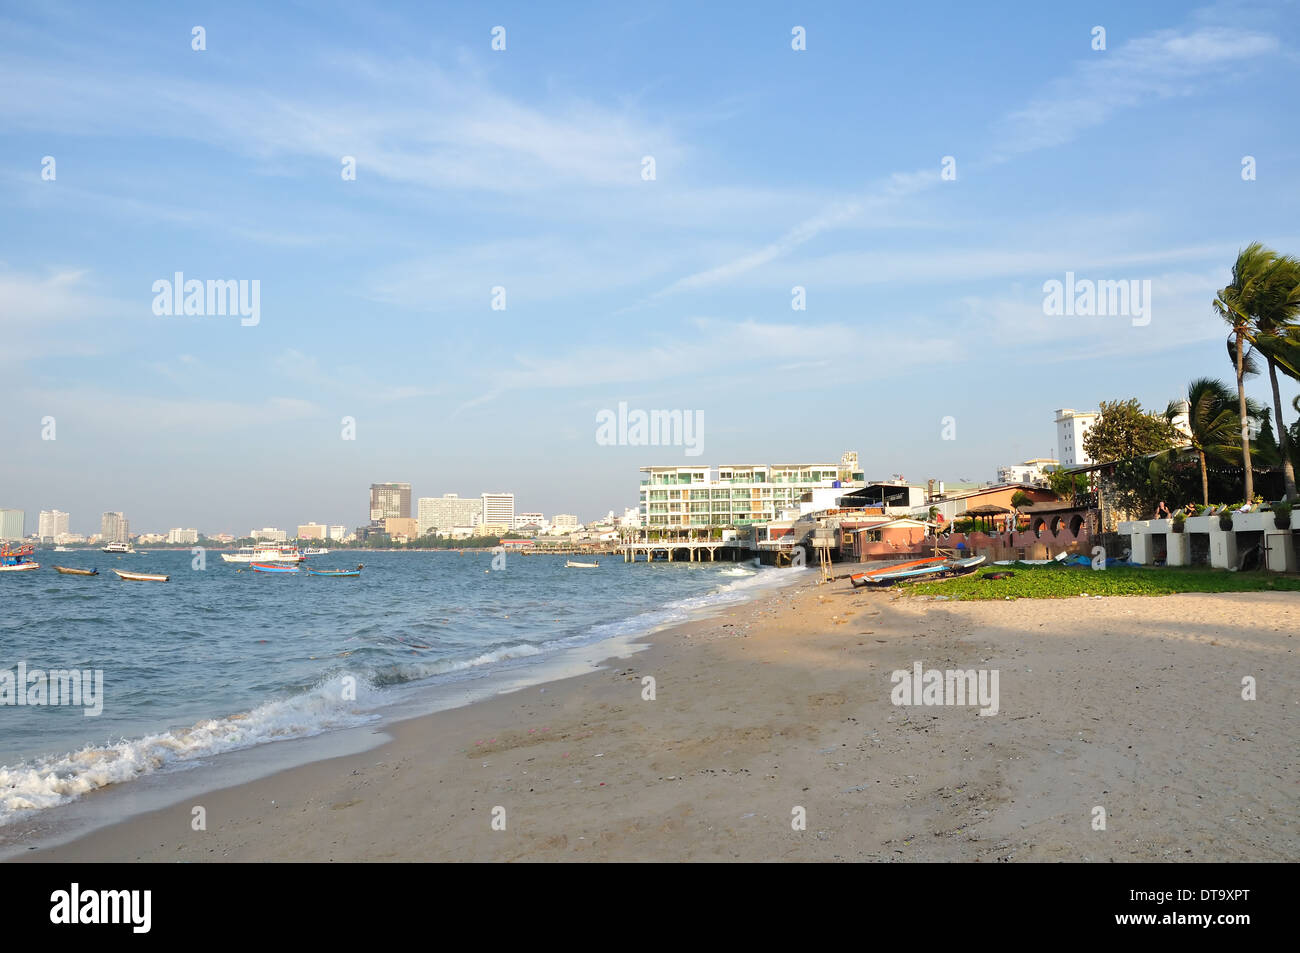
[
  {"left": 113, "top": 568, "right": 169, "bottom": 582},
  {"left": 101, "top": 542, "right": 135, "bottom": 554},
  {"left": 302, "top": 547, "right": 328, "bottom": 557},
  {"left": 565, "top": 560, "right": 600, "bottom": 568},
  {"left": 993, "top": 551, "right": 1070, "bottom": 566},
  {"left": 221, "top": 545, "right": 304, "bottom": 564},
  {"left": 53, "top": 545, "right": 71, "bottom": 552}
]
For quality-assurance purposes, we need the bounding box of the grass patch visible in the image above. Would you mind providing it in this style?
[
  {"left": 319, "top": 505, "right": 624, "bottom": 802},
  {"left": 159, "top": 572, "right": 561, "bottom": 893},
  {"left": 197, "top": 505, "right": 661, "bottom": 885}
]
[{"left": 905, "top": 564, "right": 1300, "bottom": 600}]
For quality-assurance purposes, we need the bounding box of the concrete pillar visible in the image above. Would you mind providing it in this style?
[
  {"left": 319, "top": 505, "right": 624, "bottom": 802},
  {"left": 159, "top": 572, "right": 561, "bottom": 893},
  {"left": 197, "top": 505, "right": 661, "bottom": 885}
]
[
  {"left": 1209, "top": 529, "right": 1238, "bottom": 569},
  {"left": 1166, "top": 532, "right": 1190, "bottom": 567},
  {"left": 1265, "top": 530, "right": 1297, "bottom": 573},
  {"left": 1129, "top": 531, "right": 1155, "bottom": 565}
]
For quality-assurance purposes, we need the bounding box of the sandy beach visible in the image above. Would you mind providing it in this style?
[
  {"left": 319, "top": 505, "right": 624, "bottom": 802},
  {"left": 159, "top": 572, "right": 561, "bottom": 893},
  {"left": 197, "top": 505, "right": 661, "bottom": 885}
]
[{"left": 13, "top": 576, "right": 1297, "bottom": 862}]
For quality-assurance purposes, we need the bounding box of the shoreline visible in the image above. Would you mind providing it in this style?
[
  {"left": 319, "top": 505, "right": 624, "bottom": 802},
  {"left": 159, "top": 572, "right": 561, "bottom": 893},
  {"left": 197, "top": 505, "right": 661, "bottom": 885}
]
[{"left": 10, "top": 578, "right": 1297, "bottom": 862}]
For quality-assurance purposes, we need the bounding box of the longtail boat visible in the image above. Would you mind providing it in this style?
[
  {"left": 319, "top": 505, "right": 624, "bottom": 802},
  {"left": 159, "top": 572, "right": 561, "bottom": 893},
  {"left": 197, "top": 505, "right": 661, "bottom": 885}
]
[
  {"left": 0, "top": 543, "right": 40, "bottom": 572},
  {"left": 54, "top": 566, "right": 99, "bottom": 576},
  {"left": 113, "top": 568, "right": 169, "bottom": 582},
  {"left": 250, "top": 561, "right": 300, "bottom": 573},
  {"left": 304, "top": 564, "right": 363, "bottom": 577}
]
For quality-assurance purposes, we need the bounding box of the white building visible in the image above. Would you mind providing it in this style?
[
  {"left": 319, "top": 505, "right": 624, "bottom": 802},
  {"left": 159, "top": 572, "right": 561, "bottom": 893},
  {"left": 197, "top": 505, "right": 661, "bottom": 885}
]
[
  {"left": 418, "top": 494, "right": 485, "bottom": 536},
  {"left": 1055, "top": 409, "right": 1099, "bottom": 467},
  {"left": 995, "top": 458, "right": 1058, "bottom": 485},
  {"left": 167, "top": 528, "right": 199, "bottom": 545},
  {"left": 1, "top": 508, "right": 25, "bottom": 541},
  {"left": 101, "top": 512, "right": 130, "bottom": 545},
  {"left": 251, "top": 527, "right": 288, "bottom": 542},
  {"left": 551, "top": 513, "right": 579, "bottom": 530},
  {"left": 480, "top": 492, "right": 515, "bottom": 530},
  {"left": 639, "top": 459, "right": 866, "bottom": 528},
  {"left": 328, "top": 525, "right": 347, "bottom": 540},
  {"left": 38, "top": 509, "right": 70, "bottom": 540},
  {"left": 514, "top": 512, "right": 546, "bottom": 530}
]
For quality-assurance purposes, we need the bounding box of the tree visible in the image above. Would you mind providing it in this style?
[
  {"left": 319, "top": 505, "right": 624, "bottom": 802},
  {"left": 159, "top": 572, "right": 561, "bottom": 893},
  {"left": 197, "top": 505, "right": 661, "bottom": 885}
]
[
  {"left": 1082, "top": 399, "right": 1180, "bottom": 464},
  {"left": 1214, "top": 242, "right": 1278, "bottom": 501},
  {"left": 1249, "top": 254, "right": 1300, "bottom": 499},
  {"left": 1164, "top": 378, "right": 1261, "bottom": 505}
]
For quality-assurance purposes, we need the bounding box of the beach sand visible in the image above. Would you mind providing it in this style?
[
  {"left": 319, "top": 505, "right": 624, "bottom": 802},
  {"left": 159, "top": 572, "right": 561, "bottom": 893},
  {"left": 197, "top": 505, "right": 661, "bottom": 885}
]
[{"left": 15, "top": 577, "right": 1297, "bottom": 862}]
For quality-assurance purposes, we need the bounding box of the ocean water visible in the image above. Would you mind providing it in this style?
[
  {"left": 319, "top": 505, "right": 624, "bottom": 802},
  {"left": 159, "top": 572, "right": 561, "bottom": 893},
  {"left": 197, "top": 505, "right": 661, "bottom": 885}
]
[{"left": 0, "top": 549, "right": 795, "bottom": 826}]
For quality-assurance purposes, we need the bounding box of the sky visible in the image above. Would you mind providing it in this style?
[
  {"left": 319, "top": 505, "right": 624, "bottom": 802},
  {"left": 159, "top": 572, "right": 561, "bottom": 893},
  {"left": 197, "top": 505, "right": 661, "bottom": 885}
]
[{"left": 2, "top": 0, "right": 1299, "bottom": 535}]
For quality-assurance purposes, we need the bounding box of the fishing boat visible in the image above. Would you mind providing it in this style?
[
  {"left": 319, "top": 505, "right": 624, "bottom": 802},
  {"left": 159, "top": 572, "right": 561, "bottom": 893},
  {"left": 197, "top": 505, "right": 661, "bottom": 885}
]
[
  {"left": 850, "top": 555, "right": 985, "bottom": 588},
  {"left": 112, "top": 568, "right": 169, "bottom": 582},
  {"left": 54, "top": 566, "right": 98, "bottom": 576},
  {"left": 102, "top": 542, "right": 135, "bottom": 554},
  {"left": 304, "top": 564, "right": 363, "bottom": 577},
  {"left": 249, "top": 561, "right": 300, "bottom": 573},
  {"left": 848, "top": 556, "right": 946, "bottom": 587},
  {"left": 565, "top": 560, "right": 600, "bottom": 568},
  {"left": 221, "top": 545, "right": 304, "bottom": 564},
  {"left": 0, "top": 543, "right": 40, "bottom": 572}
]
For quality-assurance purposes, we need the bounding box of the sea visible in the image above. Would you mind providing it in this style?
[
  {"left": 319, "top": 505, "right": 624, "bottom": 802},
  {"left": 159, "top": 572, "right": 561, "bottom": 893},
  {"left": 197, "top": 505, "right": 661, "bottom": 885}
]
[{"left": 0, "top": 549, "right": 799, "bottom": 832}]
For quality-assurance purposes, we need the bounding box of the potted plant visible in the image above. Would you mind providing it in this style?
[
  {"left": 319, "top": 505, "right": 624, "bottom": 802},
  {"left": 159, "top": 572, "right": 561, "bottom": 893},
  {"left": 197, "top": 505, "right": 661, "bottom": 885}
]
[
  {"left": 1218, "top": 505, "right": 1236, "bottom": 532},
  {"left": 1172, "top": 512, "right": 1186, "bottom": 533},
  {"left": 1274, "top": 500, "right": 1292, "bottom": 530}
]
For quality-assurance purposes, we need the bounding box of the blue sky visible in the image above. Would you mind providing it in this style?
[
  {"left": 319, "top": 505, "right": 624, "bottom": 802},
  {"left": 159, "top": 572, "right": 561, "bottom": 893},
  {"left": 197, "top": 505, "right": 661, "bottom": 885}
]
[{"left": 2, "top": 0, "right": 1299, "bottom": 534}]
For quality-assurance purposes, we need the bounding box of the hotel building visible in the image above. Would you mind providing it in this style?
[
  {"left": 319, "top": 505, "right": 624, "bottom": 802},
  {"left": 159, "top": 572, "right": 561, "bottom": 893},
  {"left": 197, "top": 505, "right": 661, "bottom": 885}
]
[
  {"left": 639, "top": 459, "right": 865, "bottom": 528},
  {"left": 0, "top": 508, "right": 23, "bottom": 541},
  {"left": 370, "top": 483, "right": 412, "bottom": 521},
  {"left": 480, "top": 492, "right": 515, "bottom": 530},
  {"left": 167, "top": 528, "right": 199, "bottom": 545},
  {"left": 38, "top": 509, "right": 70, "bottom": 541},
  {"left": 297, "top": 523, "right": 328, "bottom": 540},
  {"left": 1054, "top": 409, "right": 1098, "bottom": 467},
  {"left": 100, "top": 512, "right": 130, "bottom": 545},
  {"left": 417, "top": 494, "right": 484, "bottom": 536}
]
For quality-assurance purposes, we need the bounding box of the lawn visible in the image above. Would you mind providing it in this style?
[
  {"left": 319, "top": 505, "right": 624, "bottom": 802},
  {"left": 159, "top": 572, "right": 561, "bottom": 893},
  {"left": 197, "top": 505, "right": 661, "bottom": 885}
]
[{"left": 904, "top": 564, "right": 1300, "bottom": 600}]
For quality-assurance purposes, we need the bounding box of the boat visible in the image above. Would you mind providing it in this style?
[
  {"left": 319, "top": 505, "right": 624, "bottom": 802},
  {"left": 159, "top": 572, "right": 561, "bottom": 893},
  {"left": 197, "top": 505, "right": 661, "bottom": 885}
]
[
  {"left": 565, "top": 560, "right": 600, "bottom": 568},
  {"left": 850, "top": 555, "right": 986, "bottom": 588},
  {"left": 249, "top": 561, "right": 300, "bottom": 573},
  {"left": 302, "top": 547, "right": 329, "bottom": 557},
  {"left": 221, "top": 545, "right": 304, "bottom": 564},
  {"left": 992, "top": 551, "right": 1070, "bottom": 566},
  {"left": 0, "top": 543, "right": 40, "bottom": 572},
  {"left": 112, "top": 569, "right": 168, "bottom": 582},
  {"left": 54, "top": 566, "right": 99, "bottom": 576},
  {"left": 848, "top": 556, "right": 947, "bottom": 587},
  {"left": 101, "top": 542, "right": 135, "bottom": 554},
  {"left": 304, "top": 564, "right": 363, "bottom": 577},
  {"left": 53, "top": 545, "right": 71, "bottom": 552}
]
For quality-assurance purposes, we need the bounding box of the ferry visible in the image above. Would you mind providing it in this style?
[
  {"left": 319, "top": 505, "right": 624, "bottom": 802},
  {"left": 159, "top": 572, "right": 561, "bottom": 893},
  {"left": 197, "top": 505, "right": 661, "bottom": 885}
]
[
  {"left": 0, "top": 543, "right": 40, "bottom": 572},
  {"left": 221, "top": 545, "right": 305, "bottom": 564},
  {"left": 101, "top": 542, "right": 135, "bottom": 554}
]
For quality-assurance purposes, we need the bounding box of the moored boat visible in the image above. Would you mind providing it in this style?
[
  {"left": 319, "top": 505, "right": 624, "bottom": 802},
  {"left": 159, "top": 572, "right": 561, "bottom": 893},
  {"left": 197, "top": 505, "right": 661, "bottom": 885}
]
[
  {"left": 54, "top": 566, "right": 99, "bottom": 576},
  {"left": 113, "top": 568, "right": 169, "bottom": 582},
  {"left": 101, "top": 542, "right": 135, "bottom": 554},
  {"left": 304, "top": 564, "right": 363, "bottom": 577},
  {"left": 0, "top": 543, "right": 40, "bottom": 572},
  {"left": 249, "top": 561, "right": 300, "bottom": 573},
  {"left": 222, "top": 545, "right": 304, "bottom": 564},
  {"left": 565, "top": 560, "right": 600, "bottom": 568}
]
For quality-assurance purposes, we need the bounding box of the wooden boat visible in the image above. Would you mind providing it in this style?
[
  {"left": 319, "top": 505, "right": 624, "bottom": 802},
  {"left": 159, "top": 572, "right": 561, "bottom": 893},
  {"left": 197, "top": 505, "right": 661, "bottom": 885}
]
[
  {"left": 850, "top": 555, "right": 986, "bottom": 588},
  {"left": 304, "top": 564, "right": 363, "bottom": 577},
  {"left": 54, "top": 566, "right": 99, "bottom": 576},
  {"left": 250, "top": 561, "right": 300, "bottom": 573},
  {"left": 113, "top": 569, "right": 169, "bottom": 582},
  {"left": 565, "top": 560, "right": 599, "bottom": 568},
  {"left": 848, "top": 556, "right": 946, "bottom": 588}
]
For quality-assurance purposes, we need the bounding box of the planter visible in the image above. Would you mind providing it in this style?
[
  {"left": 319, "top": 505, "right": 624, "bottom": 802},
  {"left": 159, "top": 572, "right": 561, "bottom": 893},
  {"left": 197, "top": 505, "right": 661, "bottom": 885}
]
[
  {"left": 1218, "top": 514, "right": 1235, "bottom": 531},
  {"left": 1171, "top": 520, "right": 1186, "bottom": 534},
  {"left": 1276, "top": 514, "right": 1292, "bottom": 530}
]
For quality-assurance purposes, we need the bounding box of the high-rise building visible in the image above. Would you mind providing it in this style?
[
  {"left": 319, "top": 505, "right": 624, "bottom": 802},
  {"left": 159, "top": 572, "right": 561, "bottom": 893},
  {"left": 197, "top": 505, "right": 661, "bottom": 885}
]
[
  {"left": 1054, "top": 409, "right": 1099, "bottom": 467},
  {"left": 384, "top": 517, "right": 419, "bottom": 540},
  {"left": 328, "top": 525, "right": 347, "bottom": 540},
  {"left": 370, "top": 483, "right": 411, "bottom": 521},
  {"left": 0, "top": 508, "right": 24, "bottom": 541},
  {"left": 638, "top": 460, "right": 865, "bottom": 528},
  {"left": 552, "top": 513, "right": 579, "bottom": 529},
  {"left": 38, "top": 509, "right": 70, "bottom": 540},
  {"left": 167, "top": 528, "right": 199, "bottom": 544},
  {"left": 417, "top": 494, "right": 484, "bottom": 536},
  {"left": 515, "top": 512, "right": 545, "bottom": 529},
  {"left": 297, "top": 523, "right": 327, "bottom": 540},
  {"left": 251, "top": 527, "right": 288, "bottom": 542},
  {"left": 480, "top": 492, "right": 515, "bottom": 530},
  {"left": 101, "top": 512, "right": 130, "bottom": 544}
]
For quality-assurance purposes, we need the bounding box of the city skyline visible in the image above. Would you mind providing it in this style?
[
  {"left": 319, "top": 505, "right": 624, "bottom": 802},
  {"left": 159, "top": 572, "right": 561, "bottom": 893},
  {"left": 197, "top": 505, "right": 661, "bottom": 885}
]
[{"left": 3, "top": 2, "right": 1298, "bottom": 531}]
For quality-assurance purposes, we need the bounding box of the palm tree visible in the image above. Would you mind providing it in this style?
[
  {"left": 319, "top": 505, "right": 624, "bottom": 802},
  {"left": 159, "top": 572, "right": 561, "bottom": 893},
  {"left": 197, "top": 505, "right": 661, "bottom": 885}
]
[
  {"left": 1166, "top": 379, "right": 1262, "bottom": 505},
  {"left": 1249, "top": 254, "right": 1300, "bottom": 500},
  {"left": 1214, "top": 242, "right": 1277, "bottom": 501}
]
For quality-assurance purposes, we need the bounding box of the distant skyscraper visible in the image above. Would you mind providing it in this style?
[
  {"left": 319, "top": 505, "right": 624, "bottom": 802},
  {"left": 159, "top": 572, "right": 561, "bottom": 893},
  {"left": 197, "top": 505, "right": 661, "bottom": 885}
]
[
  {"left": 0, "top": 508, "right": 24, "bottom": 541},
  {"left": 100, "top": 512, "right": 130, "bottom": 544},
  {"left": 480, "top": 492, "right": 515, "bottom": 530},
  {"left": 38, "top": 509, "right": 70, "bottom": 540},
  {"left": 370, "top": 483, "right": 411, "bottom": 521},
  {"left": 417, "top": 494, "right": 484, "bottom": 535},
  {"left": 167, "top": 528, "right": 199, "bottom": 544}
]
